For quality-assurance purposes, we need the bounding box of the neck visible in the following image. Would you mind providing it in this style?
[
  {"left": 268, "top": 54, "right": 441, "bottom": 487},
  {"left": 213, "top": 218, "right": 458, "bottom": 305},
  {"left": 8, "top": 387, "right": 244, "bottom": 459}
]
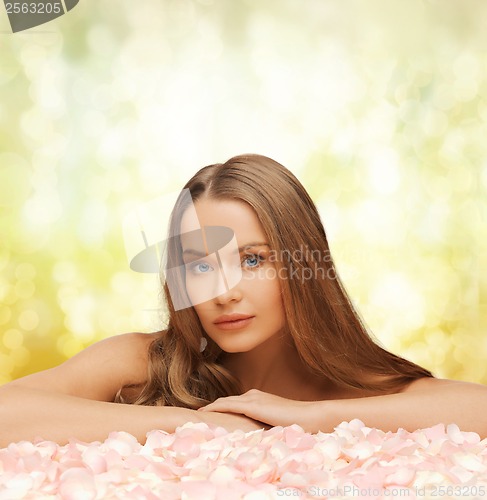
[{"left": 219, "top": 332, "right": 333, "bottom": 400}]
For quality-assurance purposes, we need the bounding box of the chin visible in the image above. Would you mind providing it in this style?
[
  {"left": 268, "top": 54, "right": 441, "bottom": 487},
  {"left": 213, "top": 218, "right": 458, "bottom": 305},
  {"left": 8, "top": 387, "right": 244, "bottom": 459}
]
[{"left": 216, "top": 342, "right": 255, "bottom": 354}]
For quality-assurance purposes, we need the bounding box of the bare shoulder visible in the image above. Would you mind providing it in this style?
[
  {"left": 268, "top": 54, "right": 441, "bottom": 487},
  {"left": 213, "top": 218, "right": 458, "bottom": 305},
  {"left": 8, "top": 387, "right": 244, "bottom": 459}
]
[
  {"left": 401, "top": 376, "right": 485, "bottom": 394},
  {"left": 4, "top": 332, "right": 161, "bottom": 402}
]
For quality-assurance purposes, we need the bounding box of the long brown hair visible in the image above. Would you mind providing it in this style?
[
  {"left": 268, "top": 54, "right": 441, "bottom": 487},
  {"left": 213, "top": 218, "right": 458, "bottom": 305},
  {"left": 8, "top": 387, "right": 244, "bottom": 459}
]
[{"left": 114, "top": 154, "right": 434, "bottom": 407}]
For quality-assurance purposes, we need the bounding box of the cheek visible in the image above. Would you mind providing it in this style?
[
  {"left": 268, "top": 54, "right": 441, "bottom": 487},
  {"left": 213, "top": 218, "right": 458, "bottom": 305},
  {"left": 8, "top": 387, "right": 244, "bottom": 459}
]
[
  {"left": 249, "top": 274, "right": 284, "bottom": 308},
  {"left": 193, "top": 305, "right": 209, "bottom": 325}
]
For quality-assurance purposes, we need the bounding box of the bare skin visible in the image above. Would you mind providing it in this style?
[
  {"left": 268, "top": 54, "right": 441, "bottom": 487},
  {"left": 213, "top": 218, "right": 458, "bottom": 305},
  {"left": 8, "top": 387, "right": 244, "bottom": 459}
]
[
  {"left": 4, "top": 198, "right": 480, "bottom": 444},
  {"left": 181, "top": 198, "right": 398, "bottom": 403},
  {"left": 0, "top": 332, "right": 269, "bottom": 447}
]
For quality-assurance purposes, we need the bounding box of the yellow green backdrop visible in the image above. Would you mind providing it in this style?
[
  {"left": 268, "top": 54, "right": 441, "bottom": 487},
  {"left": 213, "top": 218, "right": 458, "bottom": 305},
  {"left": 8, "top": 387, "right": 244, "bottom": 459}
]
[{"left": 1, "top": 0, "right": 486, "bottom": 385}]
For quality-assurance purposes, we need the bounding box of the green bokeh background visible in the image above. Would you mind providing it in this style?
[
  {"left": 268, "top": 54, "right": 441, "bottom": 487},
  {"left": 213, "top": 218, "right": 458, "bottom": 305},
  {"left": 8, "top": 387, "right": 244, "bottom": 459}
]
[{"left": 1, "top": 0, "right": 486, "bottom": 385}]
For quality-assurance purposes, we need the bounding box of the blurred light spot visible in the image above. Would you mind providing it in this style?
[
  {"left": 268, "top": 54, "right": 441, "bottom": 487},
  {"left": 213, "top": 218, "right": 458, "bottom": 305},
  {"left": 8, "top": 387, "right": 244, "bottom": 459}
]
[
  {"left": 453, "top": 345, "right": 469, "bottom": 364},
  {"left": 87, "top": 25, "right": 116, "bottom": 58},
  {"left": 448, "top": 168, "right": 473, "bottom": 193},
  {"left": 57, "top": 335, "right": 84, "bottom": 359},
  {"left": 63, "top": 294, "right": 96, "bottom": 342},
  {"left": 424, "top": 174, "right": 453, "bottom": 202},
  {"left": 0, "top": 354, "right": 15, "bottom": 375},
  {"left": 370, "top": 273, "right": 425, "bottom": 331},
  {"left": 1, "top": 282, "right": 16, "bottom": 305},
  {"left": 0, "top": 276, "right": 9, "bottom": 303},
  {"left": 81, "top": 110, "right": 107, "bottom": 139},
  {"left": 478, "top": 102, "right": 487, "bottom": 122},
  {"left": 19, "top": 43, "right": 48, "bottom": 76},
  {"left": 422, "top": 109, "right": 448, "bottom": 137},
  {"left": 196, "top": 20, "right": 223, "bottom": 61},
  {"left": 130, "top": 280, "right": 162, "bottom": 312},
  {"left": 453, "top": 52, "right": 480, "bottom": 102},
  {"left": 1, "top": 0, "right": 486, "bottom": 386},
  {"left": 416, "top": 200, "right": 450, "bottom": 243},
  {"left": 20, "top": 109, "right": 54, "bottom": 143},
  {"left": 351, "top": 199, "right": 405, "bottom": 245},
  {"left": 432, "top": 84, "right": 456, "bottom": 111},
  {"left": 402, "top": 341, "right": 430, "bottom": 366},
  {"left": 0, "top": 47, "right": 20, "bottom": 85},
  {"left": 85, "top": 174, "right": 110, "bottom": 199},
  {"left": 449, "top": 253, "right": 473, "bottom": 273},
  {"left": 0, "top": 247, "right": 9, "bottom": 272},
  {"left": 112, "top": 77, "right": 138, "bottom": 102},
  {"left": 91, "top": 84, "right": 115, "bottom": 112},
  {"left": 52, "top": 261, "right": 77, "bottom": 283},
  {"left": 76, "top": 200, "right": 107, "bottom": 246},
  {"left": 72, "top": 76, "right": 91, "bottom": 106},
  {"left": 453, "top": 52, "right": 479, "bottom": 80},
  {"left": 23, "top": 190, "right": 63, "bottom": 227},
  {"left": 3, "top": 329, "right": 24, "bottom": 350},
  {"left": 30, "top": 66, "right": 67, "bottom": 119},
  {"left": 18, "top": 310, "right": 39, "bottom": 331},
  {"left": 317, "top": 200, "right": 341, "bottom": 242},
  {"left": 32, "top": 136, "right": 68, "bottom": 170},
  {"left": 0, "top": 306, "right": 11, "bottom": 326},
  {"left": 15, "top": 262, "right": 37, "bottom": 280},
  {"left": 14, "top": 279, "right": 35, "bottom": 299},
  {"left": 95, "top": 125, "right": 128, "bottom": 168},
  {"left": 0, "top": 154, "right": 32, "bottom": 208},
  {"left": 451, "top": 329, "right": 474, "bottom": 348},
  {"left": 13, "top": 229, "right": 50, "bottom": 254},
  {"left": 366, "top": 148, "right": 401, "bottom": 194},
  {"left": 425, "top": 328, "right": 448, "bottom": 347},
  {"left": 105, "top": 169, "right": 131, "bottom": 194},
  {"left": 99, "top": 311, "right": 118, "bottom": 335},
  {"left": 57, "top": 286, "right": 78, "bottom": 311},
  {"left": 481, "top": 161, "right": 487, "bottom": 191},
  {"left": 111, "top": 272, "right": 134, "bottom": 294},
  {"left": 11, "top": 346, "right": 31, "bottom": 368},
  {"left": 453, "top": 79, "right": 478, "bottom": 103},
  {"left": 457, "top": 200, "right": 481, "bottom": 226},
  {"left": 399, "top": 100, "right": 420, "bottom": 124}
]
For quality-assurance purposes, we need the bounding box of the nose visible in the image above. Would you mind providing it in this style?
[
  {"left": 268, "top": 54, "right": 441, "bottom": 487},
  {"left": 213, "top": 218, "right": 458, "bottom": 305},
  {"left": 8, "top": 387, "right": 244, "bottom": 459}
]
[{"left": 213, "top": 284, "right": 243, "bottom": 305}]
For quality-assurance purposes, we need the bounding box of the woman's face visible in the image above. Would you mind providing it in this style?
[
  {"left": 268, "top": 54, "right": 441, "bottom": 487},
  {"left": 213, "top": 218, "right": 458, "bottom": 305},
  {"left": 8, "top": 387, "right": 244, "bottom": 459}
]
[{"left": 179, "top": 198, "right": 286, "bottom": 353}]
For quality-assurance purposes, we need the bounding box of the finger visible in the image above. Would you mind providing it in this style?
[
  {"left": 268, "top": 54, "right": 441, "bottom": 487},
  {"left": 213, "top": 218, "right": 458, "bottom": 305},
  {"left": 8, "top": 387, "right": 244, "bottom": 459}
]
[
  {"left": 198, "top": 395, "right": 247, "bottom": 411},
  {"left": 199, "top": 400, "right": 246, "bottom": 413}
]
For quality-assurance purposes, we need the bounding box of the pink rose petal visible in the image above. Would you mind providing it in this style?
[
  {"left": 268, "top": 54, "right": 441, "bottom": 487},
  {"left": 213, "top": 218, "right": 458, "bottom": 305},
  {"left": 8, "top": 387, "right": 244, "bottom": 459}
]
[
  {"left": 59, "top": 468, "right": 97, "bottom": 500},
  {"left": 0, "top": 420, "right": 486, "bottom": 497}
]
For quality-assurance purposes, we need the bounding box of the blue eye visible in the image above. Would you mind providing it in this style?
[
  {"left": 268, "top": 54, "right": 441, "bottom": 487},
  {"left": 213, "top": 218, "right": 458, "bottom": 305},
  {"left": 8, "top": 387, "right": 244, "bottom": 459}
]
[
  {"left": 242, "top": 254, "right": 264, "bottom": 269},
  {"left": 188, "top": 262, "right": 213, "bottom": 274}
]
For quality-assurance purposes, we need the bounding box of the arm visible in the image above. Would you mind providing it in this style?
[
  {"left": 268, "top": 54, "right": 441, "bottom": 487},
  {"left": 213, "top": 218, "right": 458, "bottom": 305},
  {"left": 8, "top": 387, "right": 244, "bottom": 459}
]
[
  {"left": 320, "top": 378, "right": 487, "bottom": 437},
  {"left": 0, "top": 385, "right": 199, "bottom": 446},
  {"left": 0, "top": 333, "right": 266, "bottom": 447},
  {"left": 199, "top": 378, "right": 487, "bottom": 438}
]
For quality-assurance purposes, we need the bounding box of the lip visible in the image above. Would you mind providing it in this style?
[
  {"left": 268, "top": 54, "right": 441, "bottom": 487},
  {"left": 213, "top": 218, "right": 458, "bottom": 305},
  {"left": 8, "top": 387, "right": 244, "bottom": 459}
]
[{"left": 213, "top": 313, "right": 255, "bottom": 330}]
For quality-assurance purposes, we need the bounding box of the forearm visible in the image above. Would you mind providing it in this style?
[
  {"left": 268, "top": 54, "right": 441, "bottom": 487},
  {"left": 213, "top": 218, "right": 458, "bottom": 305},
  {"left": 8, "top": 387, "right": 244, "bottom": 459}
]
[
  {"left": 320, "top": 381, "right": 487, "bottom": 438},
  {"left": 0, "top": 386, "right": 199, "bottom": 447}
]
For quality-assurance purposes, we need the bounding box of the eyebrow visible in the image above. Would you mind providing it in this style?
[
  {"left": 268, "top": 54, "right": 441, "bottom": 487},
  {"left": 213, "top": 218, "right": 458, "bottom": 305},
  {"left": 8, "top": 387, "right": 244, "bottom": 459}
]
[{"left": 182, "top": 242, "right": 269, "bottom": 258}]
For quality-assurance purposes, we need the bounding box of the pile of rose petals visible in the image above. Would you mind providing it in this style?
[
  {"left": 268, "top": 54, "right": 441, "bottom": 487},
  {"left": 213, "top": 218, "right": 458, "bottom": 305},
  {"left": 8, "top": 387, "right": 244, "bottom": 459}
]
[{"left": 1, "top": 419, "right": 486, "bottom": 499}]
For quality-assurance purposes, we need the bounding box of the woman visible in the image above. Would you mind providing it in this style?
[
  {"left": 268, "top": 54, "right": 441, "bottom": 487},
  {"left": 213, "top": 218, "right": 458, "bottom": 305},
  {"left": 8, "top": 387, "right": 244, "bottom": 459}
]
[{"left": 1, "top": 154, "right": 486, "bottom": 447}]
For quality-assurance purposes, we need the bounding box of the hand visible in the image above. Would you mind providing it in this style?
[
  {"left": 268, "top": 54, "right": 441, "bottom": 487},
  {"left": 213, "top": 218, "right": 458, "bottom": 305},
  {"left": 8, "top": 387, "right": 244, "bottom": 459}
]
[
  {"left": 198, "top": 389, "right": 325, "bottom": 433},
  {"left": 195, "top": 408, "right": 272, "bottom": 432}
]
